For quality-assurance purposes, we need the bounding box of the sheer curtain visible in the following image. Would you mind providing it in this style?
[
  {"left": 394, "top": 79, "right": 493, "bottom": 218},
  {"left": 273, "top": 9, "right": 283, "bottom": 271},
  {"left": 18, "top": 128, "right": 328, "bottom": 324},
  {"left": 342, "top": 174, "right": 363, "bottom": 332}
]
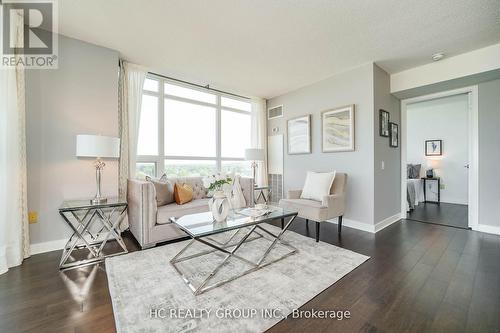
[
  {"left": 0, "top": 12, "right": 30, "bottom": 275},
  {"left": 251, "top": 98, "right": 268, "bottom": 186},
  {"left": 118, "top": 60, "right": 146, "bottom": 201}
]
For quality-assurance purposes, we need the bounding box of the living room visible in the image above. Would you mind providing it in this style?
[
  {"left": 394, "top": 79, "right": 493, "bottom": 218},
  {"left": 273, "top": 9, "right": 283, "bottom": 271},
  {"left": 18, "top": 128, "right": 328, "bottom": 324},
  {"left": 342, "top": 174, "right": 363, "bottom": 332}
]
[{"left": 1, "top": 1, "right": 500, "bottom": 332}]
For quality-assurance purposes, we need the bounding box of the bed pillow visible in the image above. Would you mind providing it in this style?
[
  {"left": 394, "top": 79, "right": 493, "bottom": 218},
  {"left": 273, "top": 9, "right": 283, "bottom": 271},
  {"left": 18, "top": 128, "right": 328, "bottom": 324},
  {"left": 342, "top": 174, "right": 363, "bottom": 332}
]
[
  {"left": 407, "top": 164, "right": 421, "bottom": 179},
  {"left": 300, "top": 171, "right": 336, "bottom": 202}
]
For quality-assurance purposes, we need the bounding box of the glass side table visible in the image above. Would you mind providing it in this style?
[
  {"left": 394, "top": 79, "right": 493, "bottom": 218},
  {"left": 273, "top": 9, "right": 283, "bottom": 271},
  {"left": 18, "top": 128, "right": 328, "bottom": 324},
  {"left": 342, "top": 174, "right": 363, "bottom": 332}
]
[
  {"left": 58, "top": 198, "right": 128, "bottom": 270},
  {"left": 254, "top": 185, "right": 272, "bottom": 204}
]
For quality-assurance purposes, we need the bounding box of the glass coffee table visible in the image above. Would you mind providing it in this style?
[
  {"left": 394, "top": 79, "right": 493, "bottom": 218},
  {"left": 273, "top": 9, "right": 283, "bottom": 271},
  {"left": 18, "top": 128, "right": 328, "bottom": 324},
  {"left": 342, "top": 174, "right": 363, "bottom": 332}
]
[{"left": 170, "top": 205, "right": 298, "bottom": 295}]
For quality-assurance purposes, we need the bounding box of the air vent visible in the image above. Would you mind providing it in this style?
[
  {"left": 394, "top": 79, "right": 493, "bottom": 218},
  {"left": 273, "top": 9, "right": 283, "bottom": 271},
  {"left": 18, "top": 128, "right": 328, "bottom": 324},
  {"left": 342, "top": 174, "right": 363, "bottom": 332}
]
[{"left": 268, "top": 105, "right": 283, "bottom": 119}]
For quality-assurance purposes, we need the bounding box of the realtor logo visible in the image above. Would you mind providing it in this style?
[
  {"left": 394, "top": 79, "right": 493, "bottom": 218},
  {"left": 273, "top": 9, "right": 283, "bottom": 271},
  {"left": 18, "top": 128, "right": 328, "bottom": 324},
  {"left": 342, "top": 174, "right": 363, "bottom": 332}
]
[{"left": 1, "top": 0, "right": 58, "bottom": 68}]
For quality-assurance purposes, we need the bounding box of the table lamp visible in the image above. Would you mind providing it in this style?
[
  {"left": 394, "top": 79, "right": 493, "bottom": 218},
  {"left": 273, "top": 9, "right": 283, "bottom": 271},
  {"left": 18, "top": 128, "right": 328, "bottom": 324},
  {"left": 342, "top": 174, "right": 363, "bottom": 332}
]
[
  {"left": 426, "top": 159, "right": 441, "bottom": 178},
  {"left": 76, "top": 135, "right": 120, "bottom": 204},
  {"left": 244, "top": 148, "right": 265, "bottom": 186}
]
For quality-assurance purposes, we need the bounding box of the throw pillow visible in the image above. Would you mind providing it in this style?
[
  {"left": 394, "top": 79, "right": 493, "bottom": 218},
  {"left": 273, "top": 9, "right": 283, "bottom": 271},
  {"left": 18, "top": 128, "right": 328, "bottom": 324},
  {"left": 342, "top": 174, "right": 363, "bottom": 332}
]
[
  {"left": 406, "top": 164, "right": 413, "bottom": 178},
  {"left": 174, "top": 183, "right": 194, "bottom": 205},
  {"left": 300, "top": 171, "right": 336, "bottom": 202},
  {"left": 407, "top": 164, "right": 421, "bottom": 179},
  {"left": 230, "top": 175, "right": 246, "bottom": 209},
  {"left": 145, "top": 175, "right": 174, "bottom": 206}
]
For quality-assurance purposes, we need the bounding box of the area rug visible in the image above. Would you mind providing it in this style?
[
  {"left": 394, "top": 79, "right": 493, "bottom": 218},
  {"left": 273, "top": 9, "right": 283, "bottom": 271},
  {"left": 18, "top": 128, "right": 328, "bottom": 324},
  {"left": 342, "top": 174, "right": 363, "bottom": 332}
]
[{"left": 106, "top": 225, "right": 369, "bottom": 333}]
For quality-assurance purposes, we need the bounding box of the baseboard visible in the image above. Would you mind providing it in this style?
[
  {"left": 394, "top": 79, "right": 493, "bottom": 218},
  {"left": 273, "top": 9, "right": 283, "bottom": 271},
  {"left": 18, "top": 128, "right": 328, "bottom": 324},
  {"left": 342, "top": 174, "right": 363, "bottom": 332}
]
[
  {"left": 326, "top": 217, "right": 376, "bottom": 233},
  {"left": 374, "top": 213, "right": 402, "bottom": 232},
  {"left": 326, "top": 213, "right": 401, "bottom": 234},
  {"left": 30, "top": 239, "right": 66, "bottom": 255},
  {"left": 471, "top": 224, "right": 500, "bottom": 236}
]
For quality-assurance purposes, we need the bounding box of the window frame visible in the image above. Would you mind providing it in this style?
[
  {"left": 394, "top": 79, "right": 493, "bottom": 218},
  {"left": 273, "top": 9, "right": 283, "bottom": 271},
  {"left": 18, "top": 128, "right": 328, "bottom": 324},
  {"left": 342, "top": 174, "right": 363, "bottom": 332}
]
[{"left": 137, "top": 74, "right": 252, "bottom": 177}]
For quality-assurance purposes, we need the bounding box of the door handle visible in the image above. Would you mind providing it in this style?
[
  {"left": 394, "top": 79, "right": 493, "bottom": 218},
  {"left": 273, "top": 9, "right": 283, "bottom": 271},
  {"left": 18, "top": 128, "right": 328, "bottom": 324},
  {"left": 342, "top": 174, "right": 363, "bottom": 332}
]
[{"left": 464, "top": 164, "right": 470, "bottom": 169}]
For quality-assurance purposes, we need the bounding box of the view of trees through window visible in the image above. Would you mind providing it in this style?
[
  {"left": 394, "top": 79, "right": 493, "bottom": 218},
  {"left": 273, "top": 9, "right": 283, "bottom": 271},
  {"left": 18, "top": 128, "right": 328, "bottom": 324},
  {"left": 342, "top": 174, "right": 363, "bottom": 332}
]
[{"left": 136, "top": 76, "right": 252, "bottom": 180}]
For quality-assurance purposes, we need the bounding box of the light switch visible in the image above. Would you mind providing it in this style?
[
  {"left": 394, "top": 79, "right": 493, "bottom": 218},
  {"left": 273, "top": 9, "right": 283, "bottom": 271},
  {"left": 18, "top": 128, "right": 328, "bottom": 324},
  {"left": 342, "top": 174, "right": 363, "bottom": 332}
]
[{"left": 381, "top": 161, "right": 385, "bottom": 170}]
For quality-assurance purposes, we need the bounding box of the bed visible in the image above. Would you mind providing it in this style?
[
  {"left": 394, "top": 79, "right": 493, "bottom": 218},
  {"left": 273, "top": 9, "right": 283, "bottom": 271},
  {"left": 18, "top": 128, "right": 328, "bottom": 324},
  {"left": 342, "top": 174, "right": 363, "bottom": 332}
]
[{"left": 407, "top": 178, "right": 424, "bottom": 211}]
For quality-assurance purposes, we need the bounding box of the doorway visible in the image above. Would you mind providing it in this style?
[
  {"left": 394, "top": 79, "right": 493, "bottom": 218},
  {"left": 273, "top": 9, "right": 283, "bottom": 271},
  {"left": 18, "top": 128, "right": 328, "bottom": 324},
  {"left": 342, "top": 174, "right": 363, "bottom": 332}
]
[{"left": 401, "top": 87, "right": 479, "bottom": 229}]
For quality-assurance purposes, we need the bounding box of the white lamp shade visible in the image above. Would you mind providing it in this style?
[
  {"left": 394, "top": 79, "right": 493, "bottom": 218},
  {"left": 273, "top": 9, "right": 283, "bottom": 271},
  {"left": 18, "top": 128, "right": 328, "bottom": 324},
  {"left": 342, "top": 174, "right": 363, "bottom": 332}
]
[
  {"left": 245, "top": 148, "right": 265, "bottom": 161},
  {"left": 76, "top": 135, "right": 120, "bottom": 158},
  {"left": 426, "top": 159, "right": 441, "bottom": 169}
]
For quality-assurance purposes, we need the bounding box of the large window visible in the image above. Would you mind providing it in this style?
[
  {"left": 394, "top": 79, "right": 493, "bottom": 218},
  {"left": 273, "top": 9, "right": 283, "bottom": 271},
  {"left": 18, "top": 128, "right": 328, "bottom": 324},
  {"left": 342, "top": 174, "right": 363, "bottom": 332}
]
[{"left": 136, "top": 76, "right": 252, "bottom": 179}]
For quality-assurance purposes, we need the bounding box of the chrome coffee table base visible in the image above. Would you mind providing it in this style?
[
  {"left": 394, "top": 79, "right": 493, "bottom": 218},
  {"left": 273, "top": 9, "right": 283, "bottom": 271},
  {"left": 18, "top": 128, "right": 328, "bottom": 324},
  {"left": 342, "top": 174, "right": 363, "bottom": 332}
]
[
  {"left": 170, "top": 214, "right": 297, "bottom": 295},
  {"left": 58, "top": 199, "right": 128, "bottom": 270}
]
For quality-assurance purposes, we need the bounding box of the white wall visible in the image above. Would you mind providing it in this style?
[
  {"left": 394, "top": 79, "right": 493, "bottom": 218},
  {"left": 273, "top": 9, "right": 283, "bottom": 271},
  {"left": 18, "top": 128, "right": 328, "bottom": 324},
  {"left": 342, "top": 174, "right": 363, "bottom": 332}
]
[
  {"left": 391, "top": 43, "right": 500, "bottom": 94},
  {"left": 26, "top": 35, "right": 119, "bottom": 247},
  {"left": 407, "top": 94, "right": 469, "bottom": 204}
]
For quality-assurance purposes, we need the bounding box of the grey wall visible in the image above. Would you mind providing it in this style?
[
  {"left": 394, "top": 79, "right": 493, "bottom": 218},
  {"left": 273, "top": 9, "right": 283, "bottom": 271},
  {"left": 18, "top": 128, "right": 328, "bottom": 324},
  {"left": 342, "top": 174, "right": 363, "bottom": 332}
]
[
  {"left": 26, "top": 35, "right": 119, "bottom": 245},
  {"left": 373, "top": 65, "right": 401, "bottom": 222},
  {"left": 478, "top": 79, "right": 500, "bottom": 227},
  {"left": 267, "top": 63, "right": 375, "bottom": 226}
]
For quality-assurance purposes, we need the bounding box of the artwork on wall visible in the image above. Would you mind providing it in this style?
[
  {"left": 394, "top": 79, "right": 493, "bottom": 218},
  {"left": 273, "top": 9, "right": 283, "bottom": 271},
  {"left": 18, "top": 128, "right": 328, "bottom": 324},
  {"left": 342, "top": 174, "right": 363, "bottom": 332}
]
[
  {"left": 287, "top": 115, "right": 311, "bottom": 154},
  {"left": 425, "top": 139, "right": 442, "bottom": 156},
  {"left": 379, "top": 109, "right": 390, "bottom": 137},
  {"left": 389, "top": 122, "right": 398, "bottom": 148},
  {"left": 321, "top": 105, "right": 355, "bottom": 152}
]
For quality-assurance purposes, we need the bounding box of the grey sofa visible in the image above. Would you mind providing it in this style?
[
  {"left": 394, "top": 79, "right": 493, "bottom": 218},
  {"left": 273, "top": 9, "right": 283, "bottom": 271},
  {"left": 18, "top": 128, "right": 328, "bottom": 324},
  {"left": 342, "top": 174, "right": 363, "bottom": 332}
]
[{"left": 127, "top": 176, "right": 254, "bottom": 249}]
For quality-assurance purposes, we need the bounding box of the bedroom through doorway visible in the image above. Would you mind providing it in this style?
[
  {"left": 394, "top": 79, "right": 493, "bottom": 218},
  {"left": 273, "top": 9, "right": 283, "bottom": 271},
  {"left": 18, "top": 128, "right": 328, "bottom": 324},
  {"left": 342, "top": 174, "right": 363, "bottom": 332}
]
[{"left": 402, "top": 89, "right": 475, "bottom": 230}]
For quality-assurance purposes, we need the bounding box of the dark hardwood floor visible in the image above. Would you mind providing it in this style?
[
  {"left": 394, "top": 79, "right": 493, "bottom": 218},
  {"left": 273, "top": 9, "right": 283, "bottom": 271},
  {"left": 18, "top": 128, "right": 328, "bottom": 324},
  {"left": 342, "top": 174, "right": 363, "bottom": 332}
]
[
  {"left": 1, "top": 218, "right": 499, "bottom": 333},
  {"left": 407, "top": 202, "right": 469, "bottom": 229}
]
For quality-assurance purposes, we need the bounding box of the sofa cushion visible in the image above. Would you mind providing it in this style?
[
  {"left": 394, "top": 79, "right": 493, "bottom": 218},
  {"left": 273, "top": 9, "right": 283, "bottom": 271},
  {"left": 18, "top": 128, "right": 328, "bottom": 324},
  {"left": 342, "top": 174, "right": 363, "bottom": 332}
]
[
  {"left": 279, "top": 198, "right": 329, "bottom": 221},
  {"left": 156, "top": 198, "right": 210, "bottom": 224}
]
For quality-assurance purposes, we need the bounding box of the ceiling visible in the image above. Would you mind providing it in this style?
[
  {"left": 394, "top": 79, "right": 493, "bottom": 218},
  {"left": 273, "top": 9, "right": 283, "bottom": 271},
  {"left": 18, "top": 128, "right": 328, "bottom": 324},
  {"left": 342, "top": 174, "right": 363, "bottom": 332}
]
[{"left": 58, "top": 0, "right": 500, "bottom": 98}]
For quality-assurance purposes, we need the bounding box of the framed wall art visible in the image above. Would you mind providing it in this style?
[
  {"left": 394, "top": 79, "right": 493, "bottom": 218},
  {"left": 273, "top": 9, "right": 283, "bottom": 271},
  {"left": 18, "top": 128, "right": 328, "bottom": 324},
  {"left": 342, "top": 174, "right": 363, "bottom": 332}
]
[{"left": 321, "top": 105, "right": 355, "bottom": 152}]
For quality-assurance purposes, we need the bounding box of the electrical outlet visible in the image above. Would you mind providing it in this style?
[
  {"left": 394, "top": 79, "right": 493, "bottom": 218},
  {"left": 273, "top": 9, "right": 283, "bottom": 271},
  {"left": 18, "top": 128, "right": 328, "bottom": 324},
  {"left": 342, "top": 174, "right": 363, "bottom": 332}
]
[
  {"left": 440, "top": 184, "right": 445, "bottom": 190},
  {"left": 28, "top": 211, "right": 38, "bottom": 224}
]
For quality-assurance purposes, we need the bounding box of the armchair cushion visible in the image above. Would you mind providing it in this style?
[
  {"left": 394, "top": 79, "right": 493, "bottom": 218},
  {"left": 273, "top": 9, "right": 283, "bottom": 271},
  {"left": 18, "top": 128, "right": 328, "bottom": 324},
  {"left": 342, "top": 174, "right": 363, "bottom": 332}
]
[
  {"left": 279, "top": 198, "right": 329, "bottom": 221},
  {"left": 300, "top": 171, "right": 336, "bottom": 202}
]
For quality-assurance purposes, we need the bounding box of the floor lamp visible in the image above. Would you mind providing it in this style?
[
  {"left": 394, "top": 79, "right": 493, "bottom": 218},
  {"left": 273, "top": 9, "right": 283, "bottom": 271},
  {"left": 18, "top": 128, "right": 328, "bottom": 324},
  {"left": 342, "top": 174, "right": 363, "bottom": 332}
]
[{"left": 245, "top": 148, "right": 265, "bottom": 186}]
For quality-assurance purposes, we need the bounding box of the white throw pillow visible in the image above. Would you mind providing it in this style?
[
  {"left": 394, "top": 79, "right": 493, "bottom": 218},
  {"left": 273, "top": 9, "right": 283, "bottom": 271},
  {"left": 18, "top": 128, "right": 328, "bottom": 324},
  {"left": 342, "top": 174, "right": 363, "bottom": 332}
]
[{"left": 300, "top": 171, "right": 336, "bottom": 202}]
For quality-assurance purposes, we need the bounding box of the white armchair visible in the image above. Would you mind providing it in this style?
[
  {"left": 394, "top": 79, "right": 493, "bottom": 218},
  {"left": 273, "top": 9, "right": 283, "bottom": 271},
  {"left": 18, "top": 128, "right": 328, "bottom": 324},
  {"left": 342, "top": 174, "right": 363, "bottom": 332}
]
[{"left": 279, "top": 173, "right": 347, "bottom": 242}]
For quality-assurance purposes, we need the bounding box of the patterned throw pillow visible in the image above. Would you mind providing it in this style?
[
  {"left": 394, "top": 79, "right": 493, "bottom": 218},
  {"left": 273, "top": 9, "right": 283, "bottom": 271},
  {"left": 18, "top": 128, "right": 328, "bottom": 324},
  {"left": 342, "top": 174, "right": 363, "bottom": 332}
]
[
  {"left": 407, "top": 164, "right": 421, "bottom": 179},
  {"left": 145, "top": 175, "right": 174, "bottom": 206},
  {"left": 174, "top": 183, "right": 194, "bottom": 205}
]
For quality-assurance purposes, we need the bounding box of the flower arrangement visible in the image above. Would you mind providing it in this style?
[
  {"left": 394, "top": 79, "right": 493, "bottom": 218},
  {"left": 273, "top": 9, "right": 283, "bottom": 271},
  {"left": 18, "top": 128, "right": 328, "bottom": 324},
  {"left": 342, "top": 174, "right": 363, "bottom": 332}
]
[{"left": 202, "top": 172, "right": 233, "bottom": 192}]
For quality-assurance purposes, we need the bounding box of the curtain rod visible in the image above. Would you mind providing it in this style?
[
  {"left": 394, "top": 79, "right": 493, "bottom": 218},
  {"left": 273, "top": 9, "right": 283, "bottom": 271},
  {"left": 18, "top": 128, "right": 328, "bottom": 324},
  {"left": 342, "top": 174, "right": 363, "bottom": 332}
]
[{"left": 148, "top": 71, "right": 250, "bottom": 100}]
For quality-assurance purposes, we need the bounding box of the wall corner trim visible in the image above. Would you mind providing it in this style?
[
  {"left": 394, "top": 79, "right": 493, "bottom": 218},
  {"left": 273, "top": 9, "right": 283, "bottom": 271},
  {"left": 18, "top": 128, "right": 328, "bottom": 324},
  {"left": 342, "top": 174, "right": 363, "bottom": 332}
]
[
  {"left": 30, "top": 239, "right": 67, "bottom": 256},
  {"left": 374, "top": 213, "right": 402, "bottom": 233},
  {"left": 326, "top": 215, "right": 401, "bottom": 234}
]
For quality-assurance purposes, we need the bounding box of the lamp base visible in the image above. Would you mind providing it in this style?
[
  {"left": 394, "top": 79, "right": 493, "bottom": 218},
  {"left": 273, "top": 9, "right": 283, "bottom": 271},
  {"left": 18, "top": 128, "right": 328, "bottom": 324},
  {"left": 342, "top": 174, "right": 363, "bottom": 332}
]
[{"left": 91, "top": 197, "right": 107, "bottom": 205}]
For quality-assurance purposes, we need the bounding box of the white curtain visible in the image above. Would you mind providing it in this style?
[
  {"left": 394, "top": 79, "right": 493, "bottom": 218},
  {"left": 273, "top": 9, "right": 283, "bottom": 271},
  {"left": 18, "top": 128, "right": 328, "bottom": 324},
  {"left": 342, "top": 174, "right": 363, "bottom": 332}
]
[
  {"left": 0, "top": 12, "right": 30, "bottom": 275},
  {"left": 118, "top": 60, "right": 146, "bottom": 201},
  {"left": 251, "top": 98, "right": 268, "bottom": 187}
]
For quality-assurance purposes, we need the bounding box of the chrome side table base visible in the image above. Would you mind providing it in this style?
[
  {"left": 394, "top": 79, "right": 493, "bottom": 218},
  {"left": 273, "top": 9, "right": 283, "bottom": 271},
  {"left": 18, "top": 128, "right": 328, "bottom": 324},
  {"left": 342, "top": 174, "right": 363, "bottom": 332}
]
[
  {"left": 170, "top": 214, "right": 297, "bottom": 295},
  {"left": 254, "top": 185, "right": 272, "bottom": 204},
  {"left": 58, "top": 199, "right": 128, "bottom": 270}
]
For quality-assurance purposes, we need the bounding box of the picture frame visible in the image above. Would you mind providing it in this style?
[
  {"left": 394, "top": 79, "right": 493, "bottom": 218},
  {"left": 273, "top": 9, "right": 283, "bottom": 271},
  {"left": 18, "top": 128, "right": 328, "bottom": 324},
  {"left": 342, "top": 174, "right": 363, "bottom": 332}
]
[
  {"left": 389, "top": 122, "right": 398, "bottom": 148},
  {"left": 321, "top": 105, "right": 355, "bottom": 152},
  {"left": 287, "top": 114, "right": 311, "bottom": 154},
  {"left": 425, "top": 139, "right": 442, "bottom": 156},
  {"left": 379, "top": 109, "right": 390, "bottom": 137}
]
